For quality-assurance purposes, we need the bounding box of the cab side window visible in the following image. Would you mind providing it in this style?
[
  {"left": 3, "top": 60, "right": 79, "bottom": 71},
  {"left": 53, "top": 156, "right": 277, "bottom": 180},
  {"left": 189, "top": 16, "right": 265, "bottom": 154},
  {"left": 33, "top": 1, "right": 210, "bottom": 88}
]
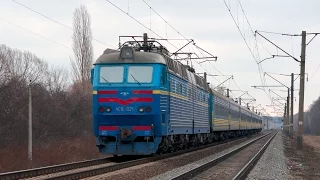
[{"left": 161, "top": 67, "right": 167, "bottom": 85}]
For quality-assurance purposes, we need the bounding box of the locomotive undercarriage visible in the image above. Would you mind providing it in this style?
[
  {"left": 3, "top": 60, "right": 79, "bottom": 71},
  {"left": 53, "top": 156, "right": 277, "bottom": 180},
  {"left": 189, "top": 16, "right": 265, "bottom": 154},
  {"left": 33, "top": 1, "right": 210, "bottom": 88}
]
[{"left": 156, "top": 129, "right": 261, "bottom": 154}]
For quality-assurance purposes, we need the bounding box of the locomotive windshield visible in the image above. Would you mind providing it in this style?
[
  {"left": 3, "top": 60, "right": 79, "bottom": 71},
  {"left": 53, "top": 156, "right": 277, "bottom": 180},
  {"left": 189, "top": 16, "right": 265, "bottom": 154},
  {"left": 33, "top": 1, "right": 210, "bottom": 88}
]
[
  {"left": 100, "top": 66, "right": 124, "bottom": 83},
  {"left": 99, "top": 65, "right": 153, "bottom": 84},
  {"left": 127, "top": 66, "right": 153, "bottom": 83}
]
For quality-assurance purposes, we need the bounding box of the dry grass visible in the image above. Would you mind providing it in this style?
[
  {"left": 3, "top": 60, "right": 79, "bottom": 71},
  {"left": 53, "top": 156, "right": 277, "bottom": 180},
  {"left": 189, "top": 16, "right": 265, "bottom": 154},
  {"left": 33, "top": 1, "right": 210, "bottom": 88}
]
[
  {"left": 0, "top": 136, "right": 105, "bottom": 173},
  {"left": 304, "top": 135, "right": 320, "bottom": 153}
]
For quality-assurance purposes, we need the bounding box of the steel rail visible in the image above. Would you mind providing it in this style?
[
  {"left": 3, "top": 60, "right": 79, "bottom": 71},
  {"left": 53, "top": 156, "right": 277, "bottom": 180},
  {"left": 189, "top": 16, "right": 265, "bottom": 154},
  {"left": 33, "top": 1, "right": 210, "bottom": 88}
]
[
  {"left": 43, "top": 132, "right": 264, "bottom": 180},
  {"left": 232, "top": 132, "right": 277, "bottom": 180},
  {"left": 0, "top": 157, "right": 113, "bottom": 180},
  {"left": 171, "top": 131, "right": 276, "bottom": 180},
  {"left": 0, "top": 131, "right": 265, "bottom": 180}
]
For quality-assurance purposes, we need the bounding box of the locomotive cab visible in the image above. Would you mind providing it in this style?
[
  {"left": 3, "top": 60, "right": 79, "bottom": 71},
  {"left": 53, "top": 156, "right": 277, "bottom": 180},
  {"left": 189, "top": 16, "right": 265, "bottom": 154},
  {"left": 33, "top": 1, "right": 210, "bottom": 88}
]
[{"left": 92, "top": 44, "right": 169, "bottom": 155}]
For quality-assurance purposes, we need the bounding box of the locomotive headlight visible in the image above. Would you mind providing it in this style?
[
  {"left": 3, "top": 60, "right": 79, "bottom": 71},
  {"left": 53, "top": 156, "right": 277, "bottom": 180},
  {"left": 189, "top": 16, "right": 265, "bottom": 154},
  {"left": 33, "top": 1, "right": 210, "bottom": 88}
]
[
  {"left": 120, "top": 47, "right": 134, "bottom": 59},
  {"left": 106, "top": 106, "right": 112, "bottom": 113},
  {"left": 146, "top": 106, "right": 152, "bottom": 113},
  {"left": 138, "top": 107, "right": 144, "bottom": 113},
  {"left": 98, "top": 106, "right": 105, "bottom": 113}
]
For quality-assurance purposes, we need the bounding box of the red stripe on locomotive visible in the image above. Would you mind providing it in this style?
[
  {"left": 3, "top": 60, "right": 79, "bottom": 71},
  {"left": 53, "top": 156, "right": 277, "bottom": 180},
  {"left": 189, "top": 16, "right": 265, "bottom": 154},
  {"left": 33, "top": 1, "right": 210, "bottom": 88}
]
[
  {"left": 99, "top": 126, "right": 119, "bottom": 131},
  {"left": 132, "top": 126, "right": 151, "bottom": 131},
  {"left": 98, "top": 97, "right": 153, "bottom": 105}
]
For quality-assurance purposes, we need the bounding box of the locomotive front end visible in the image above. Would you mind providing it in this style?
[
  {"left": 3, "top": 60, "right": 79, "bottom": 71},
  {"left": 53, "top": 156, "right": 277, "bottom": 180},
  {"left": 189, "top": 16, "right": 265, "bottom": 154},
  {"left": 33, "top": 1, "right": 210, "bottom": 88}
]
[{"left": 91, "top": 45, "right": 168, "bottom": 155}]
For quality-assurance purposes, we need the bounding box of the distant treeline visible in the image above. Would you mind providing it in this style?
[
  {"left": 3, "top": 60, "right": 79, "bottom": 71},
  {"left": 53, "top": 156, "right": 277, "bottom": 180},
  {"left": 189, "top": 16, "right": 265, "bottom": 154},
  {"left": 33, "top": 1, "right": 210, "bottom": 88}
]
[
  {"left": 0, "top": 45, "right": 100, "bottom": 172},
  {"left": 292, "top": 96, "right": 320, "bottom": 135}
]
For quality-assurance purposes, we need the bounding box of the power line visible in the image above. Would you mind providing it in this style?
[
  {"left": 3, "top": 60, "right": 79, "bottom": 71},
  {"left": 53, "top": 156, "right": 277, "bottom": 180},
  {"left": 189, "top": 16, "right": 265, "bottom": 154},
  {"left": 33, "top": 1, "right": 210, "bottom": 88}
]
[
  {"left": 310, "top": 63, "right": 320, "bottom": 80},
  {"left": 143, "top": 0, "right": 224, "bottom": 82},
  {"left": 105, "top": 0, "right": 180, "bottom": 51},
  {"left": 0, "top": 17, "right": 71, "bottom": 49},
  {"left": 142, "top": 0, "right": 189, "bottom": 41},
  {"left": 223, "top": 0, "right": 271, "bottom": 113},
  {"left": 237, "top": 0, "right": 255, "bottom": 35},
  {"left": 142, "top": 0, "right": 221, "bottom": 75},
  {"left": 108, "top": 0, "right": 253, "bottom": 102},
  {"left": 237, "top": 0, "right": 270, "bottom": 91},
  {"left": 111, "top": 0, "right": 224, "bottom": 87},
  {"left": 12, "top": 0, "right": 116, "bottom": 49},
  {"left": 223, "top": 0, "right": 273, "bottom": 109},
  {"left": 222, "top": 0, "right": 258, "bottom": 64}
]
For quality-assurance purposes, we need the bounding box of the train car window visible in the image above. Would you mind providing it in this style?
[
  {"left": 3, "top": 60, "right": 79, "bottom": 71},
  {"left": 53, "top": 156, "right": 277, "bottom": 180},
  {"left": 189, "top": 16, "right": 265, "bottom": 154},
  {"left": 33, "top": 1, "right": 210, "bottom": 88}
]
[
  {"left": 128, "top": 66, "right": 153, "bottom": 83},
  {"left": 182, "top": 85, "right": 186, "bottom": 96},
  {"left": 178, "top": 83, "right": 183, "bottom": 94},
  {"left": 100, "top": 66, "right": 124, "bottom": 83},
  {"left": 172, "top": 79, "right": 176, "bottom": 93}
]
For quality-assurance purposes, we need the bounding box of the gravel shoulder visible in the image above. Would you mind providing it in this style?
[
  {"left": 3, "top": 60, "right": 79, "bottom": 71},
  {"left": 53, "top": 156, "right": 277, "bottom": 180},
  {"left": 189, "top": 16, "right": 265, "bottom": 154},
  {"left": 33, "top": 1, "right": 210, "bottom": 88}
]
[
  {"left": 191, "top": 133, "right": 274, "bottom": 180},
  {"left": 247, "top": 132, "right": 320, "bottom": 180},
  {"left": 246, "top": 131, "right": 292, "bottom": 180}
]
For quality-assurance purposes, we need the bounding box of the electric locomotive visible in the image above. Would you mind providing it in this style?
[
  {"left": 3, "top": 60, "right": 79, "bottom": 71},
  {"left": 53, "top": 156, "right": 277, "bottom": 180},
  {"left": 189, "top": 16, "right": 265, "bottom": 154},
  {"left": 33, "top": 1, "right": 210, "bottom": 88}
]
[{"left": 91, "top": 33, "right": 262, "bottom": 156}]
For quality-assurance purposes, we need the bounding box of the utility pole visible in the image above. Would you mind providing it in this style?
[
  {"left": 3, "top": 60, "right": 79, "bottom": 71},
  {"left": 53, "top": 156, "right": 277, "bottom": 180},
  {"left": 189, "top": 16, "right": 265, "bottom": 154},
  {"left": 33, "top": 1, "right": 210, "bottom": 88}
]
[
  {"left": 28, "top": 80, "right": 33, "bottom": 168},
  {"left": 287, "top": 89, "right": 290, "bottom": 135},
  {"left": 290, "top": 73, "right": 294, "bottom": 138},
  {"left": 284, "top": 103, "right": 287, "bottom": 132},
  {"left": 297, "top": 31, "right": 306, "bottom": 148}
]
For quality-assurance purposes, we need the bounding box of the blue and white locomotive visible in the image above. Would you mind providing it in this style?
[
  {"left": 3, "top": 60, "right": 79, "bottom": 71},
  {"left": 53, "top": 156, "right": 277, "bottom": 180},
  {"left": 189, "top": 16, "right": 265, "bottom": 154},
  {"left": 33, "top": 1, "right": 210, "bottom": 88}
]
[{"left": 91, "top": 33, "right": 262, "bottom": 155}]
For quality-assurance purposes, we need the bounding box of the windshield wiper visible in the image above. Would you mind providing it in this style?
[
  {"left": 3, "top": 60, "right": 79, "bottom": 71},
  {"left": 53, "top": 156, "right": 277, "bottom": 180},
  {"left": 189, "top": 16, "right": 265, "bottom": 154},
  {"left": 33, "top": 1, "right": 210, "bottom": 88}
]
[
  {"left": 130, "top": 73, "right": 140, "bottom": 85},
  {"left": 101, "top": 76, "right": 111, "bottom": 85}
]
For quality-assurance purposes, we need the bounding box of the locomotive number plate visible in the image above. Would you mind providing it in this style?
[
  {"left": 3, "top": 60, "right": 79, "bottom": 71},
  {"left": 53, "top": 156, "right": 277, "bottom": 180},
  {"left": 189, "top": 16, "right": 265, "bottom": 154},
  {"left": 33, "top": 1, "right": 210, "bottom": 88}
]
[{"left": 116, "top": 107, "right": 134, "bottom": 112}]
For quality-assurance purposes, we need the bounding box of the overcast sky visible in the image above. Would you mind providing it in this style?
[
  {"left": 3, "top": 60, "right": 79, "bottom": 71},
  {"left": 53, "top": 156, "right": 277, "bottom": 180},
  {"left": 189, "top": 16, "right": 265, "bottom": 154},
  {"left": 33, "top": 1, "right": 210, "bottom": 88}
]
[{"left": 1, "top": 0, "right": 319, "bottom": 116}]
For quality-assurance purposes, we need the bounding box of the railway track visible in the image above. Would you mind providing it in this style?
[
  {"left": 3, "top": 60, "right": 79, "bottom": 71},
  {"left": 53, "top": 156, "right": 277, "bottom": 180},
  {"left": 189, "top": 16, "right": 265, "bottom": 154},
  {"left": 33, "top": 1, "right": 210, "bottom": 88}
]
[
  {"left": 169, "top": 131, "right": 277, "bottom": 180},
  {"left": 0, "top": 132, "right": 264, "bottom": 180},
  {"left": 0, "top": 155, "right": 141, "bottom": 180}
]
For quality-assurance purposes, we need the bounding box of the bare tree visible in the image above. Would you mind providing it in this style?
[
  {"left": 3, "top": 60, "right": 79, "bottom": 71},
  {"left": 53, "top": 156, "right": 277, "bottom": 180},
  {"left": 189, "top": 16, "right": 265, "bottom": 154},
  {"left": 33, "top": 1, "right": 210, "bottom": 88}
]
[
  {"left": 308, "top": 97, "right": 320, "bottom": 135},
  {"left": 0, "top": 45, "right": 8, "bottom": 84},
  {"left": 0, "top": 45, "right": 47, "bottom": 84},
  {"left": 71, "top": 5, "right": 93, "bottom": 85},
  {"left": 46, "top": 65, "right": 68, "bottom": 92}
]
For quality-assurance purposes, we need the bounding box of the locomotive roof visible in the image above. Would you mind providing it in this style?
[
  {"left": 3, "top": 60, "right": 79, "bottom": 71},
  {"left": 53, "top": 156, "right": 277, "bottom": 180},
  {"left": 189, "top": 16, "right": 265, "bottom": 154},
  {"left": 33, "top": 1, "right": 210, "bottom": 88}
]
[
  {"left": 95, "top": 48, "right": 210, "bottom": 91},
  {"left": 94, "top": 49, "right": 167, "bottom": 65}
]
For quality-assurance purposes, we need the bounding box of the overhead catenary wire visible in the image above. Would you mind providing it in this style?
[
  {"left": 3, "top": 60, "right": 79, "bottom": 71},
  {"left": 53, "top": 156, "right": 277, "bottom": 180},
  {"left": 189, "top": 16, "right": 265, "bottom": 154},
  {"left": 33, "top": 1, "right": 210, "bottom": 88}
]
[
  {"left": 141, "top": 0, "right": 224, "bottom": 85},
  {"left": 223, "top": 0, "right": 272, "bottom": 103},
  {"left": 104, "top": 0, "right": 180, "bottom": 51},
  {"left": 12, "top": 0, "right": 116, "bottom": 49},
  {"left": 142, "top": 0, "right": 223, "bottom": 82},
  {"left": 142, "top": 0, "right": 189, "bottom": 41},
  {"left": 0, "top": 17, "right": 71, "bottom": 49},
  {"left": 310, "top": 63, "right": 320, "bottom": 80},
  {"left": 230, "top": 0, "right": 279, "bottom": 113},
  {"left": 108, "top": 0, "right": 257, "bottom": 107}
]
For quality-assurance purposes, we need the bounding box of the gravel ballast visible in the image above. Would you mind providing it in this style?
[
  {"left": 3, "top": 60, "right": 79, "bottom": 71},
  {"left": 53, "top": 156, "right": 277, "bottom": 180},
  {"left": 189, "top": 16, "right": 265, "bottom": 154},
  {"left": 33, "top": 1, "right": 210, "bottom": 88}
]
[
  {"left": 246, "top": 131, "right": 293, "bottom": 180},
  {"left": 150, "top": 133, "right": 271, "bottom": 180},
  {"left": 85, "top": 133, "right": 266, "bottom": 180}
]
